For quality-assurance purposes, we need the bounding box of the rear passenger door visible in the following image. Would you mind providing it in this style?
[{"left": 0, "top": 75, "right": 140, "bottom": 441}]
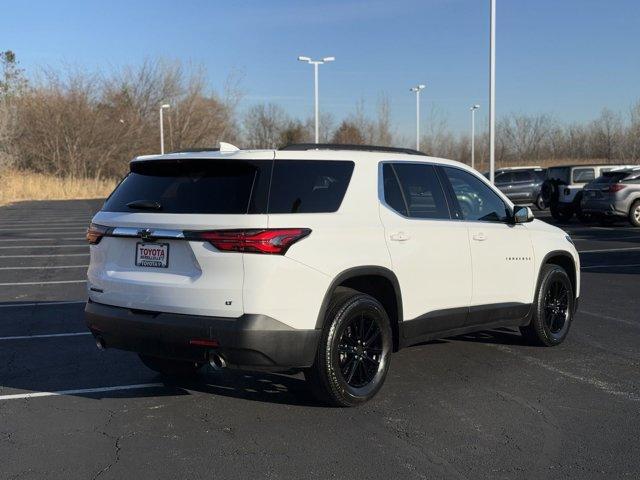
[
  {"left": 440, "top": 166, "right": 535, "bottom": 325},
  {"left": 379, "top": 162, "right": 472, "bottom": 340},
  {"left": 509, "top": 170, "right": 535, "bottom": 203}
]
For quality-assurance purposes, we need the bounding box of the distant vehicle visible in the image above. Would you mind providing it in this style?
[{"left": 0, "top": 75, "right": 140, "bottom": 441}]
[
  {"left": 85, "top": 143, "right": 580, "bottom": 406},
  {"left": 542, "top": 164, "right": 636, "bottom": 222},
  {"left": 489, "top": 167, "right": 547, "bottom": 210},
  {"left": 581, "top": 167, "right": 640, "bottom": 226}
]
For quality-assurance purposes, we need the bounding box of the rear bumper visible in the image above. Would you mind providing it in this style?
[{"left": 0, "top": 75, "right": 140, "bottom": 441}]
[
  {"left": 580, "top": 199, "right": 627, "bottom": 217},
  {"left": 85, "top": 301, "right": 320, "bottom": 371}
]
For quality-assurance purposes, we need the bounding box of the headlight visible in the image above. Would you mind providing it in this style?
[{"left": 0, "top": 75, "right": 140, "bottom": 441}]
[{"left": 565, "top": 235, "right": 574, "bottom": 246}]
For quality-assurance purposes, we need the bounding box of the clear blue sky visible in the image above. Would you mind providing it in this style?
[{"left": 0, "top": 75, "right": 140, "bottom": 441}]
[{"left": 2, "top": 0, "right": 639, "bottom": 138}]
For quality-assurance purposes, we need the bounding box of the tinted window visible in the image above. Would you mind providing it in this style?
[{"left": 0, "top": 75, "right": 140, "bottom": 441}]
[
  {"left": 494, "top": 172, "right": 513, "bottom": 184},
  {"left": 572, "top": 168, "right": 595, "bottom": 183},
  {"left": 383, "top": 163, "right": 450, "bottom": 219},
  {"left": 103, "top": 159, "right": 271, "bottom": 214},
  {"left": 593, "top": 171, "right": 630, "bottom": 185},
  {"left": 443, "top": 167, "right": 510, "bottom": 222},
  {"left": 512, "top": 171, "right": 534, "bottom": 182},
  {"left": 547, "top": 167, "right": 571, "bottom": 184},
  {"left": 382, "top": 164, "right": 408, "bottom": 216},
  {"left": 268, "top": 160, "right": 354, "bottom": 213}
]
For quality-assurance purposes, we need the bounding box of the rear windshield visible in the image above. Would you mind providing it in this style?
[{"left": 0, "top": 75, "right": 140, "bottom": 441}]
[
  {"left": 592, "top": 171, "right": 630, "bottom": 184},
  {"left": 103, "top": 159, "right": 271, "bottom": 214},
  {"left": 103, "top": 159, "right": 354, "bottom": 214}
]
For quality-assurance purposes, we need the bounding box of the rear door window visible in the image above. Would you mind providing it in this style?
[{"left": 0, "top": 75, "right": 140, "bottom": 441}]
[
  {"left": 268, "top": 160, "right": 354, "bottom": 213},
  {"left": 512, "top": 171, "right": 534, "bottom": 182},
  {"left": 382, "top": 163, "right": 451, "bottom": 219},
  {"left": 103, "top": 159, "right": 271, "bottom": 214}
]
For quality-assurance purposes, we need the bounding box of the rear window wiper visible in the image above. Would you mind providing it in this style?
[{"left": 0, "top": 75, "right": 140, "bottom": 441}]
[{"left": 126, "top": 200, "right": 163, "bottom": 211}]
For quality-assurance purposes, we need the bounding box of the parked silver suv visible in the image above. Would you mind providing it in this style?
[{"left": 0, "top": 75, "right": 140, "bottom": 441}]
[{"left": 581, "top": 167, "right": 640, "bottom": 226}]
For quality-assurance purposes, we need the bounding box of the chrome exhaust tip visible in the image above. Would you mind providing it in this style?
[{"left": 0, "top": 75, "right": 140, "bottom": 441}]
[
  {"left": 95, "top": 336, "right": 106, "bottom": 351},
  {"left": 208, "top": 351, "right": 226, "bottom": 370}
]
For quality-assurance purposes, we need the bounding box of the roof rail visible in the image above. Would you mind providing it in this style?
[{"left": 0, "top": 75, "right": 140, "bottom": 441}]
[
  {"left": 279, "top": 143, "right": 425, "bottom": 156},
  {"left": 170, "top": 147, "right": 220, "bottom": 153}
]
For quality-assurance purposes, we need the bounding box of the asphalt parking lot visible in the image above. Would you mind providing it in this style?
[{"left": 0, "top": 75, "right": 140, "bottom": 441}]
[{"left": 0, "top": 199, "right": 638, "bottom": 479}]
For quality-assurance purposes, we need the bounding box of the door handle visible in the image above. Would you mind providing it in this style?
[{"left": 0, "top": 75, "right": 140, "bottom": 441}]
[
  {"left": 390, "top": 232, "right": 410, "bottom": 242},
  {"left": 472, "top": 232, "right": 487, "bottom": 241}
]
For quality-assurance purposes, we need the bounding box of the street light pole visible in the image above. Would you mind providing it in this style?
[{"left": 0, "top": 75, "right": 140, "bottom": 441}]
[
  {"left": 298, "top": 56, "right": 335, "bottom": 143},
  {"left": 159, "top": 104, "right": 170, "bottom": 154},
  {"left": 470, "top": 105, "right": 480, "bottom": 170},
  {"left": 489, "top": 0, "right": 496, "bottom": 183},
  {"left": 410, "top": 84, "right": 426, "bottom": 150}
]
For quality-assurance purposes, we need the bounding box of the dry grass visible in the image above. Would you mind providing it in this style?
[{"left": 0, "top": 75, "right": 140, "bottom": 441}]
[{"left": 0, "top": 169, "right": 117, "bottom": 207}]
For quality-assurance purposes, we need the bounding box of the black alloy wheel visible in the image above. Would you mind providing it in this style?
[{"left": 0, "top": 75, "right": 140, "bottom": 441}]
[
  {"left": 337, "top": 313, "right": 384, "bottom": 388},
  {"left": 305, "top": 288, "right": 392, "bottom": 407},
  {"left": 521, "top": 264, "right": 574, "bottom": 346}
]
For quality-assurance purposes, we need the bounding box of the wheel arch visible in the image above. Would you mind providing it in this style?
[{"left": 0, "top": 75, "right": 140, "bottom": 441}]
[
  {"left": 539, "top": 250, "right": 578, "bottom": 304},
  {"left": 315, "top": 266, "right": 403, "bottom": 351}
]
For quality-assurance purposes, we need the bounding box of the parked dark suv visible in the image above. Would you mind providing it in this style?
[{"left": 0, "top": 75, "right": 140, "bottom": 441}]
[{"left": 490, "top": 167, "right": 547, "bottom": 209}]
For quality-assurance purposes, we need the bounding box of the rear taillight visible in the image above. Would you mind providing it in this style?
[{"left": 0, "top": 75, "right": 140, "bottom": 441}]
[
  {"left": 86, "top": 223, "right": 110, "bottom": 245},
  {"left": 191, "top": 228, "right": 311, "bottom": 255},
  {"left": 607, "top": 183, "right": 627, "bottom": 193}
]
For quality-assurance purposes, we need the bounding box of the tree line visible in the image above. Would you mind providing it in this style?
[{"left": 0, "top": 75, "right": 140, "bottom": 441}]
[{"left": 0, "top": 52, "right": 638, "bottom": 179}]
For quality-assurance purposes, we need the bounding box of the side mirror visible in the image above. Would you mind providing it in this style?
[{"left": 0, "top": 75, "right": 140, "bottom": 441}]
[{"left": 513, "top": 205, "right": 534, "bottom": 224}]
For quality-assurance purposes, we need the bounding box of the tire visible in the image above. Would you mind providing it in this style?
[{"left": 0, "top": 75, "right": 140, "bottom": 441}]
[
  {"left": 305, "top": 289, "right": 393, "bottom": 407},
  {"left": 535, "top": 194, "right": 546, "bottom": 211},
  {"left": 520, "top": 264, "right": 575, "bottom": 347},
  {"left": 139, "top": 354, "right": 203, "bottom": 378},
  {"left": 550, "top": 203, "right": 573, "bottom": 222},
  {"left": 629, "top": 200, "right": 640, "bottom": 227}
]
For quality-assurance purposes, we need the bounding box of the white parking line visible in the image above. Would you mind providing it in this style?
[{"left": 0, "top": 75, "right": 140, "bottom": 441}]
[
  {"left": 0, "top": 222, "right": 90, "bottom": 228},
  {"left": 573, "top": 235, "right": 640, "bottom": 242},
  {"left": 0, "top": 237, "right": 84, "bottom": 242},
  {"left": 0, "top": 301, "right": 85, "bottom": 308},
  {"left": 582, "top": 263, "right": 640, "bottom": 270},
  {"left": 0, "top": 383, "right": 165, "bottom": 401},
  {"left": 0, "top": 232, "right": 87, "bottom": 237},
  {"left": 0, "top": 265, "right": 88, "bottom": 270},
  {"left": 0, "top": 280, "right": 86, "bottom": 286},
  {"left": 0, "top": 253, "right": 89, "bottom": 258},
  {"left": 0, "top": 227, "right": 88, "bottom": 232},
  {"left": 579, "top": 247, "right": 640, "bottom": 253},
  {"left": 0, "top": 332, "right": 91, "bottom": 341},
  {"left": 0, "top": 244, "right": 87, "bottom": 249},
  {"left": 580, "top": 310, "right": 638, "bottom": 328}
]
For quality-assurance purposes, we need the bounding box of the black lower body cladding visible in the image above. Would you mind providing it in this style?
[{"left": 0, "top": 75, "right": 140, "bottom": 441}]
[{"left": 85, "top": 301, "right": 320, "bottom": 370}]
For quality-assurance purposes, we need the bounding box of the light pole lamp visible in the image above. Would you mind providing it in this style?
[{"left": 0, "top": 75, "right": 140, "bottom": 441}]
[
  {"left": 470, "top": 105, "right": 480, "bottom": 170},
  {"left": 159, "top": 103, "right": 170, "bottom": 154},
  {"left": 298, "top": 55, "right": 335, "bottom": 143},
  {"left": 410, "top": 84, "right": 426, "bottom": 151}
]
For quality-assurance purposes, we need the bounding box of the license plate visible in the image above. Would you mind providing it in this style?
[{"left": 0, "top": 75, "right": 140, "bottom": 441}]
[{"left": 135, "top": 242, "right": 169, "bottom": 268}]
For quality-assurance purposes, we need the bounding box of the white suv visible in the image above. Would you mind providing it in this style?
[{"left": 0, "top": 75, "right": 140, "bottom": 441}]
[{"left": 85, "top": 143, "right": 580, "bottom": 407}]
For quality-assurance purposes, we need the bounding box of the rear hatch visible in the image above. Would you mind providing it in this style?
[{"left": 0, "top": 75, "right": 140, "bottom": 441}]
[
  {"left": 87, "top": 153, "right": 274, "bottom": 317},
  {"left": 583, "top": 171, "right": 630, "bottom": 201}
]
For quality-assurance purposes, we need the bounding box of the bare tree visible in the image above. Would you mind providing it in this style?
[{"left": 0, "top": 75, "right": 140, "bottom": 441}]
[
  {"left": 243, "top": 103, "right": 289, "bottom": 149},
  {"left": 331, "top": 120, "right": 365, "bottom": 144}
]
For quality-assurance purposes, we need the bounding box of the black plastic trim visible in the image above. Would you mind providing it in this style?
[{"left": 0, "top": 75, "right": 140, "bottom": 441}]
[
  {"left": 280, "top": 143, "right": 426, "bottom": 156},
  {"left": 399, "top": 302, "right": 532, "bottom": 348},
  {"left": 85, "top": 301, "right": 320, "bottom": 370},
  {"left": 538, "top": 250, "right": 579, "bottom": 314},
  {"left": 315, "top": 266, "right": 403, "bottom": 331}
]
